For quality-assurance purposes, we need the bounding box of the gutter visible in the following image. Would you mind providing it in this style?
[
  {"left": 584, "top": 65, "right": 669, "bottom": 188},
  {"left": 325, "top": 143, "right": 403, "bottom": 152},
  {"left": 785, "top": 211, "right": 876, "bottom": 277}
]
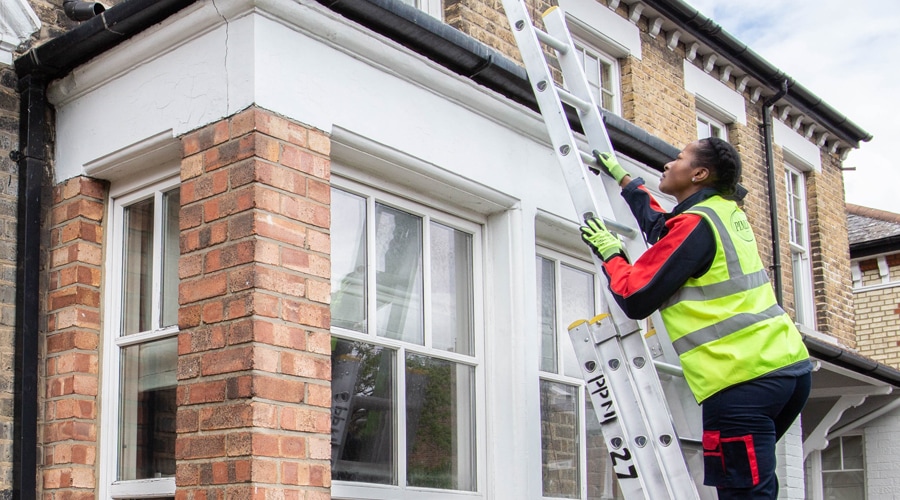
[
  {"left": 804, "top": 334, "right": 900, "bottom": 388},
  {"left": 639, "top": 0, "right": 872, "bottom": 148},
  {"left": 317, "top": 0, "right": 681, "bottom": 170},
  {"left": 11, "top": 0, "right": 197, "bottom": 497}
]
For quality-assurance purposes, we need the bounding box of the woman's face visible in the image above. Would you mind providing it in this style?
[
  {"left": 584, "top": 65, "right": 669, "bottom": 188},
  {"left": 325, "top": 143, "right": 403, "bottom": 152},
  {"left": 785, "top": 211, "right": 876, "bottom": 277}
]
[{"left": 660, "top": 141, "right": 707, "bottom": 202}]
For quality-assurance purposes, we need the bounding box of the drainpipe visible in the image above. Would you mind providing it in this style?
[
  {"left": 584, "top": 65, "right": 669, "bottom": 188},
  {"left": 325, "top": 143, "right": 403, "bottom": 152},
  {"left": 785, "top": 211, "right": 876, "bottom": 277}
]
[
  {"left": 761, "top": 79, "right": 790, "bottom": 305},
  {"left": 12, "top": 73, "right": 48, "bottom": 500}
]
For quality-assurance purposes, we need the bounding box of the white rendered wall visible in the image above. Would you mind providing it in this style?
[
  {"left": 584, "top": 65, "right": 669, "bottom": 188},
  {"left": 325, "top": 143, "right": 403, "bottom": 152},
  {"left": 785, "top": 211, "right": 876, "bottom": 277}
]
[
  {"left": 777, "top": 418, "right": 806, "bottom": 499},
  {"left": 864, "top": 407, "right": 900, "bottom": 497}
]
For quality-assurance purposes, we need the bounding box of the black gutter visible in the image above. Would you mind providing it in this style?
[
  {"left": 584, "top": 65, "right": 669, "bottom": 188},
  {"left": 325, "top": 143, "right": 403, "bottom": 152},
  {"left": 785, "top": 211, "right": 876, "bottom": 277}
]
[
  {"left": 850, "top": 237, "right": 900, "bottom": 259},
  {"left": 762, "top": 80, "right": 789, "bottom": 306},
  {"left": 640, "top": 0, "right": 872, "bottom": 148},
  {"left": 12, "top": 0, "right": 197, "bottom": 497},
  {"left": 317, "top": 0, "right": 681, "bottom": 170},
  {"left": 805, "top": 334, "right": 900, "bottom": 388}
]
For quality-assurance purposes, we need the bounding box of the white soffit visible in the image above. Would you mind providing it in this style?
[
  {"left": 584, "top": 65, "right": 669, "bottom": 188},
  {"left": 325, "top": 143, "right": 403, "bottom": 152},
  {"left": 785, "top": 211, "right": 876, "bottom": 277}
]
[
  {"left": 558, "top": 0, "right": 641, "bottom": 59},
  {"left": 683, "top": 60, "right": 746, "bottom": 126},
  {"left": 775, "top": 119, "right": 822, "bottom": 173},
  {"left": 0, "top": 0, "right": 41, "bottom": 65}
]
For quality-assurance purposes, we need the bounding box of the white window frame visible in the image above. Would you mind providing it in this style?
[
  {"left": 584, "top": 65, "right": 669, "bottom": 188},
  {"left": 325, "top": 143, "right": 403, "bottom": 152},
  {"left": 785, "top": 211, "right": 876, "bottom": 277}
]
[
  {"left": 536, "top": 245, "right": 621, "bottom": 500},
  {"left": 785, "top": 163, "right": 816, "bottom": 329},
  {"left": 330, "top": 176, "right": 487, "bottom": 500},
  {"left": 398, "top": 0, "right": 442, "bottom": 19},
  {"left": 99, "top": 169, "right": 180, "bottom": 500},
  {"left": 563, "top": 33, "right": 621, "bottom": 116},
  {"left": 696, "top": 110, "right": 727, "bottom": 140},
  {"left": 805, "top": 433, "right": 866, "bottom": 500}
]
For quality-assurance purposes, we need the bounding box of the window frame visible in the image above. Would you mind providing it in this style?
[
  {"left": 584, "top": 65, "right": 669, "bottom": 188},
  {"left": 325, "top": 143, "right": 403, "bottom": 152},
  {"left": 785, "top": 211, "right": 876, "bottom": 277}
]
[
  {"left": 99, "top": 171, "right": 181, "bottom": 500},
  {"left": 696, "top": 110, "right": 727, "bottom": 140},
  {"left": 330, "top": 176, "right": 487, "bottom": 500},
  {"left": 785, "top": 163, "right": 816, "bottom": 329},
  {"left": 566, "top": 35, "right": 621, "bottom": 116},
  {"left": 398, "top": 0, "right": 442, "bottom": 19},
  {"left": 535, "top": 245, "right": 622, "bottom": 500},
  {"left": 806, "top": 434, "right": 867, "bottom": 500}
]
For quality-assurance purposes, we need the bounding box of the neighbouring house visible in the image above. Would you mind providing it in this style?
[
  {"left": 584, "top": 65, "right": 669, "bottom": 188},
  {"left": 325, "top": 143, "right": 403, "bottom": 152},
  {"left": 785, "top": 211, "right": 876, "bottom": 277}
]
[{"left": 1, "top": 0, "right": 898, "bottom": 499}]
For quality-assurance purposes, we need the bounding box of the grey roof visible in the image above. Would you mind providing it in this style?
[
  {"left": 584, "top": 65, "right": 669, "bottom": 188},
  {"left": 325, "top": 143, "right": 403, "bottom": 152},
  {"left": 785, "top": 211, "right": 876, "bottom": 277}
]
[{"left": 847, "top": 204, "right": 900, "bottom": 247}]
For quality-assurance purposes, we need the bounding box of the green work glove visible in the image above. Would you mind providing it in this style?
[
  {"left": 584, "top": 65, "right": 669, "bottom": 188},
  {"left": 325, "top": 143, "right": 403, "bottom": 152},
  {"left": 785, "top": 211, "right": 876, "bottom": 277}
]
[
  {"left": 580, "top": 217, "right": 624, "bottom": 261},
  {"left": 591, "top": 150, "right": 629, "bottom": 183}
]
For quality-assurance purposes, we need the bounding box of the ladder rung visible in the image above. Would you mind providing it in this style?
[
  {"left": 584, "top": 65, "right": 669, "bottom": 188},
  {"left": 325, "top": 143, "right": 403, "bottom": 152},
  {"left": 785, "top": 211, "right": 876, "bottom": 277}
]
[
  {"left": 534, "top": 27, "right": 569, "bottom": 54},
  {"left": 557, "top": 87, "right": 592, "bottom": 112},
  {"left": 654, "top": 360, "right": 685, "bottom": 377}
]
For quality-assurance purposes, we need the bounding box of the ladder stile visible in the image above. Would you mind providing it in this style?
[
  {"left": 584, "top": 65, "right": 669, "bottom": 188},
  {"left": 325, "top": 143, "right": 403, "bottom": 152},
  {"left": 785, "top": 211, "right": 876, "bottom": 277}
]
[{"left": 502, "top": 2, "right": 710, "bottom": 498}]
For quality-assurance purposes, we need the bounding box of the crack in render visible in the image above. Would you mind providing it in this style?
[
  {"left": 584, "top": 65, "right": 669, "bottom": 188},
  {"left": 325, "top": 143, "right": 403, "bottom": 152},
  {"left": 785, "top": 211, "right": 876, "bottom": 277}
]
[{"left": 211, "top": 0, "right": 229, "bottom": 111}]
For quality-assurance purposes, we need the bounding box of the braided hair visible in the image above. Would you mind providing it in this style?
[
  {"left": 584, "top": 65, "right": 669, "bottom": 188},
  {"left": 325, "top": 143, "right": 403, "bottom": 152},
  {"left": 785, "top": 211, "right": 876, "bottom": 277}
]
[{"left": 692, "top": 137, "right": 742, "bottom": 197}]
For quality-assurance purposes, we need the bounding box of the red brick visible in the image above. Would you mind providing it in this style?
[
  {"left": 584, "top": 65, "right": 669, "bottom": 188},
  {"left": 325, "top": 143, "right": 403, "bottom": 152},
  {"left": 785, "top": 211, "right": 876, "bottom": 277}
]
[
  {"left": 282, "top": 299, "right": 330, "bottom": 329},
  {"left": 252, "top": 375, "right": 305, "bottom": 403},
  {"left": 185, "top": 380, "right": 227, "bottom": 405},
  {"left": 176, "top": 434, "right": 227, "bottom": 460},
  {"left": 281, "top": 352, "right": 330, "bottom": 380},
  {"left": 180, "top": 273, "right": 228, "bottom": 304},
  {"left": 201, "top": 346, "right": 254, "bottom": 375},
  {"left": 199, "top": 402, "right": 253, "bottom": 430}
]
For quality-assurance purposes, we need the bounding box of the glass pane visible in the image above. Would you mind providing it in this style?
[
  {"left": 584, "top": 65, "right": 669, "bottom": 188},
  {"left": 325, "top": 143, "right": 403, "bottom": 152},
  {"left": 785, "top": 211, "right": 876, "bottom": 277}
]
[
  {"left": 841, "top": 435, "right": 864, "bottom": 469},
  {"left": 118, "top": 336, "right": 177, "bottom": 480},
  {"left": 600, "top": 61, "right": 614, "bottom": 112},
  {"left": 537, "top": 257, "right": 557, "bottom": 373},
  {"left": 331, "top": 339, "right": 396, "bottom": 485},
  {"left": 406, "top": 354, "right": 476, "bottom": 491},
  {"left": 123, "top": 198, "right": 154, "bottom": 335},
  {"left": 586, "top": 393, "right": 624, "bottom": 500},
  {"left": 823, "top": 470, "right": 865, "bottom": 500},
  {"left": 375, "top": 203, "right": 424, "bottom": 344},
  {"left": 560, "top": 264, "right": 595, "bottom": 378},
  {"left": 331, "top": 189, "right": 368, "bottom": 332},
  {"left": 430, "top": 222, "right": 474, "bottom": 355},
  {"left": 160, "top": 189, "right": 180, "bottom": 328},
  {"left": 821, "top": 438, "right": 842, "bottom": 470},
  {"left": 697, "top": 117, "right": 708, "bottom": 139},
  {"left": 540, "top": 380, "right": 579, "bottom": 498}
]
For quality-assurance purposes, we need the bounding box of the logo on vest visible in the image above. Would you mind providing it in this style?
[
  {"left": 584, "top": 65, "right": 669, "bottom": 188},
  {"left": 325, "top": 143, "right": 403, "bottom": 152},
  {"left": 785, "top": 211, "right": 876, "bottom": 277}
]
[{"left": 731, "top": 209, "right": 754, "bottom": 242}]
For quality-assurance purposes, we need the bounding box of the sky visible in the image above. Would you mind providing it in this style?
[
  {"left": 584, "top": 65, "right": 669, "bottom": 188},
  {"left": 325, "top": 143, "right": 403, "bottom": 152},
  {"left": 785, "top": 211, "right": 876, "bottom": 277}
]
[{"left": 683, "top": 0, "right": 900, "bottom": 214}]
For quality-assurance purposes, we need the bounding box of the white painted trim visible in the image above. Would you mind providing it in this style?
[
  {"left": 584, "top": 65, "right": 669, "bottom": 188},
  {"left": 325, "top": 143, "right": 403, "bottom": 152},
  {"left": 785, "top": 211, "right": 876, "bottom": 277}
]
[
  {"left": 683, "top": 60, "right": 747, "bottom": 126},
  {"left": 84, "top": 130, "right": 181, "bottom": 184},
  {"left": 776, "top": 119, "right": 822, "bottom": 173},
  {"left": 559, "top": 0, "right": 642, "bottom": 59},
  {"left": 0, "top": 0, "right": 40, "bottom": 66}
]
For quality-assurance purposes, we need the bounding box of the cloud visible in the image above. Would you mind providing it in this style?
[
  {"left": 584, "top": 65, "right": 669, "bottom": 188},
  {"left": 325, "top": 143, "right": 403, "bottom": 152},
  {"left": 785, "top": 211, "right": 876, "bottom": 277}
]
[{"left": 685, "top": 0, "right": 900, "bottom": 213}]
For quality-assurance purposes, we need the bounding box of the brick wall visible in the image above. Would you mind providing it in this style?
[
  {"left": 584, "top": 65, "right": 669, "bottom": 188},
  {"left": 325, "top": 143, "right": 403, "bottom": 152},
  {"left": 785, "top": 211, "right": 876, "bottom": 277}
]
[
  {"left": 808, "top": 154, "right": 855, "bottom": 344},
  {"left": 854, "top": 255, "right": 900, "bottom": 368},
  {"left": 175, "top": 107, "right": 332, "bottom": 499},
  {"left": 43, "top": 177, "right": 107, "bottom": 500}
]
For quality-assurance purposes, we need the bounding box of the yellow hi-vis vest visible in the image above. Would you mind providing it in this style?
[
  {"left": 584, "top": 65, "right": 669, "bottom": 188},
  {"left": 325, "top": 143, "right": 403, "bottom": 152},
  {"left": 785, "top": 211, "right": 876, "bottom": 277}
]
[{"left": 660, "top": 195, "right": 809, "bottom": 403}]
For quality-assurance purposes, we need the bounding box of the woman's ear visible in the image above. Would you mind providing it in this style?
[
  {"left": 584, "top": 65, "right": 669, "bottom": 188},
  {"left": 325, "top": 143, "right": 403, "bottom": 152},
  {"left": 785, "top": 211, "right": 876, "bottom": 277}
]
[{"left": 692, "top": 167, "right": 711, "bottom": 183}]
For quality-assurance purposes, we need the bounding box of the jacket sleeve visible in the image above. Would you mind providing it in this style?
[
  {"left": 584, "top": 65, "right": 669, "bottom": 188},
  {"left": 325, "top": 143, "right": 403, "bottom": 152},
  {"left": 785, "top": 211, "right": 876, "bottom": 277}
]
[
  {"left": 621, "top": 178, "right": 670, "bottom": 244},
  {"left": 601, "top": 212, "right": 716, "bottom": 319}
]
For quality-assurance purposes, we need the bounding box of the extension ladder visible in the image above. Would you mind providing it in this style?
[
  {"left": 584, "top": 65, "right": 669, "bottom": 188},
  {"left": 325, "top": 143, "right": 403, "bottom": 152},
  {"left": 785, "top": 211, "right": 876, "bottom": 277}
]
[{"left": 500, "top": 2, "right": 712, "bottom": 498}]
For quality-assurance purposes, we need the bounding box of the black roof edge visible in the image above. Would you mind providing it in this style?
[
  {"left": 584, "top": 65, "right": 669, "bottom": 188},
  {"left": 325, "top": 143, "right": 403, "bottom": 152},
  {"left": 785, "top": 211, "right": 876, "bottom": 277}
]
[
  {"left": 850, "top": 236, "right": 900, "bottom": 259},
  {"left": 317, "top": 0, "right": 680, "bottom": 170},
  {"left": 805, "top": 335, "right": 900, "bottom": 388},
  {"left": 14, "top": 0, "right": 198, "bottom": 81},
  {"left": 640, "top": 0, "right": 872, "bottom": 148}
]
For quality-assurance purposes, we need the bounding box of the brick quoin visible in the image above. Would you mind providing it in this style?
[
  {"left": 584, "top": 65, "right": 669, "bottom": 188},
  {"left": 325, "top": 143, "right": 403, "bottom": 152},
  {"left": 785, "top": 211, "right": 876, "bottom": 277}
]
[
  {"left": 176, "top": 106, "right": 332, "bottom": 499},
  {"left": 43, "top": 177, "right": 108, "bottom": 500}
]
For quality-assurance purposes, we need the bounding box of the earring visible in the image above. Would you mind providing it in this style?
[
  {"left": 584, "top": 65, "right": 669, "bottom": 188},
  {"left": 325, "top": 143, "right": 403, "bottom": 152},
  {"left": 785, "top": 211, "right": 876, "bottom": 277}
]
[{"left": 691, "top": 177, "right": 697, "bottom": 183}]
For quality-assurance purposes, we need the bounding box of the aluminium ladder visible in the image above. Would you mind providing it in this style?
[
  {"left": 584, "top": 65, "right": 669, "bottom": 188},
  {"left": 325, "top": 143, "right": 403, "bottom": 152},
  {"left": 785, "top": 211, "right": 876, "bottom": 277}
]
[{"left": 500, "top": 2, "right": 712, "bottom": 498}]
